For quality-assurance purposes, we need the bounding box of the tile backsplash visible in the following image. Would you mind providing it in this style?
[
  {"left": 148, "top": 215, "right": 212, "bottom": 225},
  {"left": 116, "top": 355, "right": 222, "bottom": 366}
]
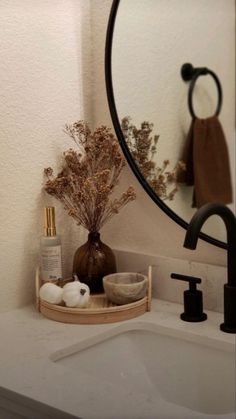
[{"left": 115, "top": 249, "right": 226, "bottom": 313}]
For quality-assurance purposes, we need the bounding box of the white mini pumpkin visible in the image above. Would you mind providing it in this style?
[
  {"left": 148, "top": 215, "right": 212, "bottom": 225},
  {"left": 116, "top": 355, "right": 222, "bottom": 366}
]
[
  {"left": 39, "top": 283, "right": 63, "bottom": 304},
  {"left": 62, "top": 281, "right": 90, "bottom": 308}
]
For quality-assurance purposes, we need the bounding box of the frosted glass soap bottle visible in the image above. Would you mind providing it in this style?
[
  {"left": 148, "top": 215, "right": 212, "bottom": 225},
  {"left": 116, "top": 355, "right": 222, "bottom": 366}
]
[{"left": 40, "top": 207, "right": 63, "bottom": 282}]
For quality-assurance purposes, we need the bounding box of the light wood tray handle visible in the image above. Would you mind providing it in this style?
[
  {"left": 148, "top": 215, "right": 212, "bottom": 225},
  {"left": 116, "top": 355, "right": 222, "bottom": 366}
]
[{"left": 147, "top": 265, "right": 152, "bottom": 311}]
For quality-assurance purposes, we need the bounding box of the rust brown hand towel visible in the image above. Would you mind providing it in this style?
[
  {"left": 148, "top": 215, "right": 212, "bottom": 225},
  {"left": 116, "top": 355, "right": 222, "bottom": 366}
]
[{"left": 178, "top": 116, "right": 233, "bottom": 208}]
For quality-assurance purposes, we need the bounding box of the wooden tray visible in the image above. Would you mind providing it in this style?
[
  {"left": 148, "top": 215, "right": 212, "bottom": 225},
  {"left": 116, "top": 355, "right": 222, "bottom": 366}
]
[{"left": 35, "top": 267, "right": 152, "bottom": 324}]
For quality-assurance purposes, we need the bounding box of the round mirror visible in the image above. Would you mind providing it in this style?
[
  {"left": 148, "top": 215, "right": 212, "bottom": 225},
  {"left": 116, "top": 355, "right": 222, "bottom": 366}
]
[{"left": 105, "top": 0, "right": 235, "bottom": 248}]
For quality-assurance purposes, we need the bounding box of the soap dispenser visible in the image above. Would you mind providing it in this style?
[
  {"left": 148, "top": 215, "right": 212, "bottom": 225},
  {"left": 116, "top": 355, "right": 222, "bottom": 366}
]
[{"left": 171, "top": 273, "right": 207, "bottom": 322}]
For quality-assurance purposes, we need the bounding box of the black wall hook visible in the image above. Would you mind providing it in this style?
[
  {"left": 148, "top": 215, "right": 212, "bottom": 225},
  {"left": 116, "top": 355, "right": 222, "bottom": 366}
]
[
  {"left": 181, "top": 62, "right": 223, "bottom": 119},
  {"left": 181, "top": 63, "right": 208, "bottom": 81}
]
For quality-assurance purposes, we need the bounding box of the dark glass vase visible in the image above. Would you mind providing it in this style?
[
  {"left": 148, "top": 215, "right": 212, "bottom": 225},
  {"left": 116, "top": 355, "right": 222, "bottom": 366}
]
[{"left": 73, "top": 232, "right": 117, "bottom": 293}]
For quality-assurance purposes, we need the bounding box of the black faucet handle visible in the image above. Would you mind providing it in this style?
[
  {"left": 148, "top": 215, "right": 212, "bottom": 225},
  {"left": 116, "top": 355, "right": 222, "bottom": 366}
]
[
  {"left": 171, "top": 272, "right": 207, "bottom": 322},
  {"left": 171, "top": 273, "right": 201, "bottom": 292}
]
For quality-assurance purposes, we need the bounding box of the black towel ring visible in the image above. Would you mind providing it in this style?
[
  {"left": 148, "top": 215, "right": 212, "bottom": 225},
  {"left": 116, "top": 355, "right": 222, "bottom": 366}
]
[{"left": 181, "top": 63, "right": 223, "bottom": 119}]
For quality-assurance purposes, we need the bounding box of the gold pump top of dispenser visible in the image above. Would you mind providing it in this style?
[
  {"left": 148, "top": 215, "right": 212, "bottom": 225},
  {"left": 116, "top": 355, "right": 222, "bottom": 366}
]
[{"left": 44, "top": 207, "right": 57, "bottom": 236}]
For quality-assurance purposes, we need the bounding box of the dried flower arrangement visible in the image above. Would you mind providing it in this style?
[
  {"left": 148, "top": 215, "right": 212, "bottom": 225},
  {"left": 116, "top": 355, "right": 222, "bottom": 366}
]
[
  {"left": 44, "top": 121, "right": 136, "bottom": 233},
  {"left": 121, "top": 117, "right": 185, "bottom": 201}
]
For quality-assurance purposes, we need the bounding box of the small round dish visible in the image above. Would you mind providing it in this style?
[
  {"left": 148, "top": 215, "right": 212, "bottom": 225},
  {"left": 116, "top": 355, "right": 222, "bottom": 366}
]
[{"left": 103, "top": 272, "right": 147, "bottom": 305}]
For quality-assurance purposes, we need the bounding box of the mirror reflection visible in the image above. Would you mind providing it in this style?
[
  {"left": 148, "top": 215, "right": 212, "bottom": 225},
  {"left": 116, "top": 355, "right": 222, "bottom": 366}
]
[{"left": 112, "top": 0, "right": 235, "bottom": 242}]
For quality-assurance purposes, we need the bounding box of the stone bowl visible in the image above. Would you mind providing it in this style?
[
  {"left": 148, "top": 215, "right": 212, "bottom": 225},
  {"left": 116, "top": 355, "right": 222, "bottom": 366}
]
[{"left": 103, "top": 272, "right": 147, "bottom": 305}]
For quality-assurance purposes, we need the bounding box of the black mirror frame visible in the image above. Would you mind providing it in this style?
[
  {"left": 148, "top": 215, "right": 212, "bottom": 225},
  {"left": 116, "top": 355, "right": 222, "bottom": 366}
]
[{"left": 105, "top": 0, "right": 227, "bottom": 250}]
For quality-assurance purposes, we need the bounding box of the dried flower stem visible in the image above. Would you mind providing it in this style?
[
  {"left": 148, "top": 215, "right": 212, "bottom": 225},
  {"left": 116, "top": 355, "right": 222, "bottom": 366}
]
[
  {"left": 121, "top": 117, "right": 185, "bottom": 201},
  {"left": 44, "top": 121, "right": 136, "bottom": 232}
]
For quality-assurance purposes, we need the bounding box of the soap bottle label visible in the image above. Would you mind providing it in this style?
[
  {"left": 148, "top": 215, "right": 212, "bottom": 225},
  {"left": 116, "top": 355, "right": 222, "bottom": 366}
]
[{"left": 41, "top": 245, "right": 62, "bottom": 282}]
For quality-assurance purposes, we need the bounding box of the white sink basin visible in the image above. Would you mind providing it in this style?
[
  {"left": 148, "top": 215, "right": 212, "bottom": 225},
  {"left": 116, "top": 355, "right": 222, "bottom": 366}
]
[{"left": 51, "top": 324, "right": 235, "bottom": 419}]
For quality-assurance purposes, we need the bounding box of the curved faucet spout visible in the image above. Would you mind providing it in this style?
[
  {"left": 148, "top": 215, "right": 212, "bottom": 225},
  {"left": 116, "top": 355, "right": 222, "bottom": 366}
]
[
  {"left": 184, "top": 203, "right": 236, "bottom": 286},
  {"left": 183, "top": 203, "right": 236, "bottom": 333}
]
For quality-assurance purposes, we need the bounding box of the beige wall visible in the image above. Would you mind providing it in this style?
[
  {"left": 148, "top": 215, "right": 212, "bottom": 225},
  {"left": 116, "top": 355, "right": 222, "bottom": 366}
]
[
  {"left": 0, "top": 0, "right": 227, "bottom": 313},
  {"left": 0, "top": 0, "right": 92, "bottom": 311}
]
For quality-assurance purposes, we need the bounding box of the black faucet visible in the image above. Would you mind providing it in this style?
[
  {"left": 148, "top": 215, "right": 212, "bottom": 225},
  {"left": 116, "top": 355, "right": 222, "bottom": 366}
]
[{"left": 184, "top": 202, "right": 236, "bottom": 333}]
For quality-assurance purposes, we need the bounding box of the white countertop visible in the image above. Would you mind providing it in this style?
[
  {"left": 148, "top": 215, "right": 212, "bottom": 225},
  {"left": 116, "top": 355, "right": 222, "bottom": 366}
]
[{"left": 0, "top": 299, "right": 235, "bottom": 419}]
